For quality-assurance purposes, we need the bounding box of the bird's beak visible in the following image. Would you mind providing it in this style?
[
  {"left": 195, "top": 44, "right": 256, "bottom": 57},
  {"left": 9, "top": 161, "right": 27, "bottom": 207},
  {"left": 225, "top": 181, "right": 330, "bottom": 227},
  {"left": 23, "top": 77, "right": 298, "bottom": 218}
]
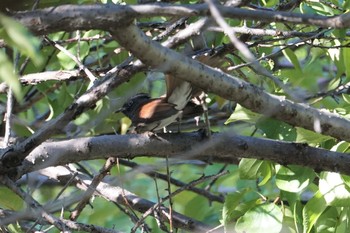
[{"left": 115, "top": 107, "right": 125, "bottom": 113}]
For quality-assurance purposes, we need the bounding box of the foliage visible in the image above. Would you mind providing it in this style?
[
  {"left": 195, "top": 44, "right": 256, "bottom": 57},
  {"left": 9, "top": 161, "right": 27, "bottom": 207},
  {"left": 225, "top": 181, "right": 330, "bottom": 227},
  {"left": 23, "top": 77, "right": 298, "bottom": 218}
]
[{"left": 1, "top": 0, "right": 350, "bottom": 232}]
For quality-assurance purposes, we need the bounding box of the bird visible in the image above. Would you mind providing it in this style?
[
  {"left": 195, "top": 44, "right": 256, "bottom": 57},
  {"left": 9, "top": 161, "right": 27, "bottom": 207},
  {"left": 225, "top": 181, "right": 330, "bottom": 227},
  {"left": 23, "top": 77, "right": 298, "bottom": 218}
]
[
  {"left": 117, "top": 49, "right": 225, "bottom": 133},
  {"left": 117, "top": 75, "right": 194, "bottom": 133}
]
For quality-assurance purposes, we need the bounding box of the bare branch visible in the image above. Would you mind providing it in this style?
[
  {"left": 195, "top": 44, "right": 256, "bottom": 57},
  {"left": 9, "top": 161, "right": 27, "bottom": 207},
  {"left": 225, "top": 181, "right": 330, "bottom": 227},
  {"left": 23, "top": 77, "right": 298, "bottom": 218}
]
[
  {"left": 16, "top": 133, "right": 350, "bottom": 176},
  {"left": 70, "top": 157, "right": 117, "bottom": 220},
  {"left": 0, "top": 61, "right": 143, "bottom": 170},
  {"left": 43, "top": 36, "right": 97, "bottom": 85},
  {"left": 0, "top": 175, "right": 122, "bottom": 233},
  {"left": 75, "top": 172, "right": 212, "bottom": 232},
  {"left": 13, "top": 4, "right": 350, "bottom": 35},
  {"left": 119, "top": 159, "right": 224, "bottom": 203},
  {"left": 131, "top": 170, "right": 228, "bottom": 232},
  {"left": 110, "top": 23, "right": 350, "bottom": 141}
]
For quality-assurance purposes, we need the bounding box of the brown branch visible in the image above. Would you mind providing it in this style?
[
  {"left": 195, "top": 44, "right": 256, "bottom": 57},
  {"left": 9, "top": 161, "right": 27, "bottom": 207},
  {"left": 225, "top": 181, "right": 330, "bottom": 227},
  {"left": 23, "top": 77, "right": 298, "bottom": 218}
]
[
  {"left": 16, "top": 133, "right": 350, "bottom": 176},
  {"left": 0, "top": 10, "right": 208, "bottom": 172},
  {"left": 0, "top": 175, "right": 122, "bottom": 233},
  {"left": 130, "top": 170, "right": 228, "bottom": 232},
  {"left": 74, "top": 172, "right": 211, "bottom": 232},
  {"left": 119, "top": 159, "right": 224, "bottom": 203},
  {"left": 0, "top": 60, "right": 143, "bottom": 171},
  {"left": 70, "top": 157, "right": 118, "bottom": 220},
  {"left": 12, "top": 4, "right": 350, "bottom": 36},
  {"left": 110, "top": 23, "right": 350, "bottom": 141}
]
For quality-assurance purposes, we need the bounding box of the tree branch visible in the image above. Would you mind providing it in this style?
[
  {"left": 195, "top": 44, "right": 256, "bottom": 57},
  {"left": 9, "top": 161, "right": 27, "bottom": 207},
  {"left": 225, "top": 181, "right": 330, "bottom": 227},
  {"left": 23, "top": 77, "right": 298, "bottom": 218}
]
[
  {"left": 0, "top": 61, "right": 143, "bottom": 169},
  {"left": 75, "top": 171, "right": 211, "bottom": 232},
  {"left": 13, "top": 4, "right": 350, "bottom": 35},
  {"left": 0, "top": 175, "right": 122, "bottom": 233},
  {"left": 110, "top": 23, "right": 350, "bottom": 141},
  {"left": 16, "top": 133, "right": 350, "bottom": 177}
]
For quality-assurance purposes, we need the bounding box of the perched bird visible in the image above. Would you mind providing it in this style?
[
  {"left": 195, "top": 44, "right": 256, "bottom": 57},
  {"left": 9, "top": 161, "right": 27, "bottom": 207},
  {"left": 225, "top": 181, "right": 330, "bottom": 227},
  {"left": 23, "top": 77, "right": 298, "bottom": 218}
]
[
  {"left": 117, "top": 76, "right": 193, "bottom": 133},
  {"left": 118, "top": 49, "right": 224, "bottom": 133}
]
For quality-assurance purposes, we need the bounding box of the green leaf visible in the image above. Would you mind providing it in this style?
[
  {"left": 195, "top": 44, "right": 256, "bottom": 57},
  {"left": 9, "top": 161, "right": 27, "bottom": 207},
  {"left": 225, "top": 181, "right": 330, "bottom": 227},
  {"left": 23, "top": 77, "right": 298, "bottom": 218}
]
[
  {"left": 222, "top": 190, "right": 248, "bottom": 229},
  {"left": 225, "top": 104, "right": 260, "bottom": 125},
  {"left": 0, "top": 187, "right": 24, "bottom": 210},
  {"left": 319, "top": 172, "right": 350, "bottom": 206},
  {"left": 183, "top": 195, "right": 208, "bottom": 220},
  {"left": 302, "top": 191, "right": 327, "bottom": 233},
  {"left": 276, "top": 165, "right": 316, "bottom": 193},
  {"left": 282, "top": 47, "right": 302, "bottom": 73},
  {"left": 7, "top": 224, "right": 22, "bottom": 233},
  {"left": 57, "top": 42, "right": 90, "bottom": 70},
  {"left": 336, "top": 207, "right": 350, "bottom": 233},
  {"left": 296, "top": 127, "right": 333, "bottom": 144},
  {"left": 0, "top": 13, "right": 43, "bottom": 66},
  {"left": 342, "top": 94, "right": 350, "bottom": 105},
  {"left": 343, "top": 47, "right": 350, "bottom": 81},
  {"left": 330, "top": 140, "right": 350, "bottom": 153},
  {"left": 239, "top": 159, "right": 273, "bottom": 186},
  {"left": 314, "top": 207, "right": 338, "bottom": 233},
  {"left": 257, "top": 117, "right": 296, "bottom": 141},
  {"left": 236, "top": 203, "right": 283, "bottom": 233},
  {"left": 281, "top": 204, "right": 301, "bottom": 233},
  {"left": 0, "top": 50, "right": 22, "bottom": 99}
]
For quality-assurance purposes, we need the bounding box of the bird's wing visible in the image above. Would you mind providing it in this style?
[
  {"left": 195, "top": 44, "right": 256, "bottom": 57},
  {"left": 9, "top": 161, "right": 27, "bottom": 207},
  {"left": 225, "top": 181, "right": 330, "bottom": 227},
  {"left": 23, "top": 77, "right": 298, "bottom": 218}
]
[
  {"left": 165, "top": 74, "right": 193, "bottom": 110},
  {"left": 138, "top": 99, "right": 179, "bottom": 123}
]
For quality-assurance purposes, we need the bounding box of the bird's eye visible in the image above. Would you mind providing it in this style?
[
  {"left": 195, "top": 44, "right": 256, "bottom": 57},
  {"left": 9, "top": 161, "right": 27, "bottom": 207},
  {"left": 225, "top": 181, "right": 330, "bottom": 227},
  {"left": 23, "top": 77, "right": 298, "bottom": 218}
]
[{"left": 127, "top": 101, "right": 133, "bottom": 107}]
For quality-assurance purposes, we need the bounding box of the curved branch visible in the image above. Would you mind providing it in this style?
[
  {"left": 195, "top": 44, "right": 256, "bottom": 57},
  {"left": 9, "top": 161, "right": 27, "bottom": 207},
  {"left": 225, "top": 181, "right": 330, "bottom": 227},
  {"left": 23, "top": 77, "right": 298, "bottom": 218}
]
[
  {"left": 13, "top": 4, "right": 350, "bottom": 35},
  {"left": 17, "top": 133, "right": 350, "bottom": 177},
  {"left": 110, "top": 23, "right": 350, "bottom": 141},
  {"left": 75, "top": 172, "right": 211, "bottom": 232},
  {"left": 0, "top": 61, "right": 144, "bottom": 168}
]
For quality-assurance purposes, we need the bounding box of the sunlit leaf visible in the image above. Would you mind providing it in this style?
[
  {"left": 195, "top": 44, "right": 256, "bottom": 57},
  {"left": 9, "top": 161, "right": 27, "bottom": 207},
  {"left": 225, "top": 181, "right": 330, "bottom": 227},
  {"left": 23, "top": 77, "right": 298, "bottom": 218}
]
[
  {"left": 225, "top": 104, "right": 260, "bottom": 125},
  {"left": 314, "top": 207, "right": 339, "bottom": 233},
  {"left": 303, "top": 191, "right": 327, "bottom": 233},
  {"left": 276, "top": 165, "right": 315, "bottom": 193},
  {"left": 57, "top": 42, "right": 90, "bottom": 70},
  {"left": 236, "top": 203, "right": 283, "bottom": 233},
  {"left": 296, "top": 127, "right": 333, "bottom": 144},
  {"left": 319, "top": 172, "right": 350, "bottom": 206},
  {"left": 330, "top": 140, "right": 350, "bottom": 153}
]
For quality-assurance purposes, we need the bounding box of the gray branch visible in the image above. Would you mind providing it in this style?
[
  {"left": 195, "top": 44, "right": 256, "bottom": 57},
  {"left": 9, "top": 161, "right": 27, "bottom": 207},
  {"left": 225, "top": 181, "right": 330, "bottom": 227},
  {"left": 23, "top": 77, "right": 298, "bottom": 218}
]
[
  {"left": 17, "top": 133, "right": 350, "bottom": 176},
  {"left": 13, "top": 4, "right": 350, "bottom": 35},
  {"left": 110, "top": 23, "right": 350, "bottom": 141}
]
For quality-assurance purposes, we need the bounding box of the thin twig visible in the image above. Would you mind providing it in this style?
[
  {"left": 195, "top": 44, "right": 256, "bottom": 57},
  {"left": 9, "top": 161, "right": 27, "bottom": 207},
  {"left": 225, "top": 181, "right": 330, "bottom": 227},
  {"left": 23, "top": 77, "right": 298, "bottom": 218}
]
[
  {"left": 152, "top": 175, "right": 168, "bottom": 232},
  {"left": 131, "top": 170, "right": 229, "bottom": 232},
  {"left": 70, "top": 157, "right": 117, "bottom": 220},
  {"left": 206, "top": 0, "right": 305, "bottom": 101},
  {"left": 43, "top": 36, "right": 97, "bottom": 85},
  {"left": 4, "top": 51, "right": 20, "bottom": 146},
  {"left": 116, "top": 158, "right": 151, "bottom": 233},
  {"left": 0, "top": 175, "right": 121, "bottom": 233},
  {"left": 205, "top": 164, "right": 228, "bottom": 192},
  {"left": 165, "top": 156, "right": 173, "bottom": 232},
  {"left": 4, "top": 88, "right": 13, "bottom": 146},
  {"left": 118, "top": 159, "right": 224, "bottom": 203}
]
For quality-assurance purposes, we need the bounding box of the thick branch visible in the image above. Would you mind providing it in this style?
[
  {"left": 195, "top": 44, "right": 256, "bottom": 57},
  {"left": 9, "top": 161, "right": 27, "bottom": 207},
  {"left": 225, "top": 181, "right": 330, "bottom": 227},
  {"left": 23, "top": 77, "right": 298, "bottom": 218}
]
[
  {"left": 13, "top": 4, "right": 350, "bottom": 35},
  {"left": 110, "top": 24, "right": 350, "bottom": 141},
  {"left": 0, "top": 62, "right": 143, "bottom": 169},
  {"left": 17, "top": 133, "right": 350, "bottom": 177}
]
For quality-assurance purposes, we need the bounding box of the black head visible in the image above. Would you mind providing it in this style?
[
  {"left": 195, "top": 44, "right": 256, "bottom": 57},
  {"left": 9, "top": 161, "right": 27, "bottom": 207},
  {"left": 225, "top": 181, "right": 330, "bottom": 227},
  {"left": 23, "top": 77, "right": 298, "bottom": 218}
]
[{"left": 116, "top": 93, "right": 150, "bottom": 119}]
